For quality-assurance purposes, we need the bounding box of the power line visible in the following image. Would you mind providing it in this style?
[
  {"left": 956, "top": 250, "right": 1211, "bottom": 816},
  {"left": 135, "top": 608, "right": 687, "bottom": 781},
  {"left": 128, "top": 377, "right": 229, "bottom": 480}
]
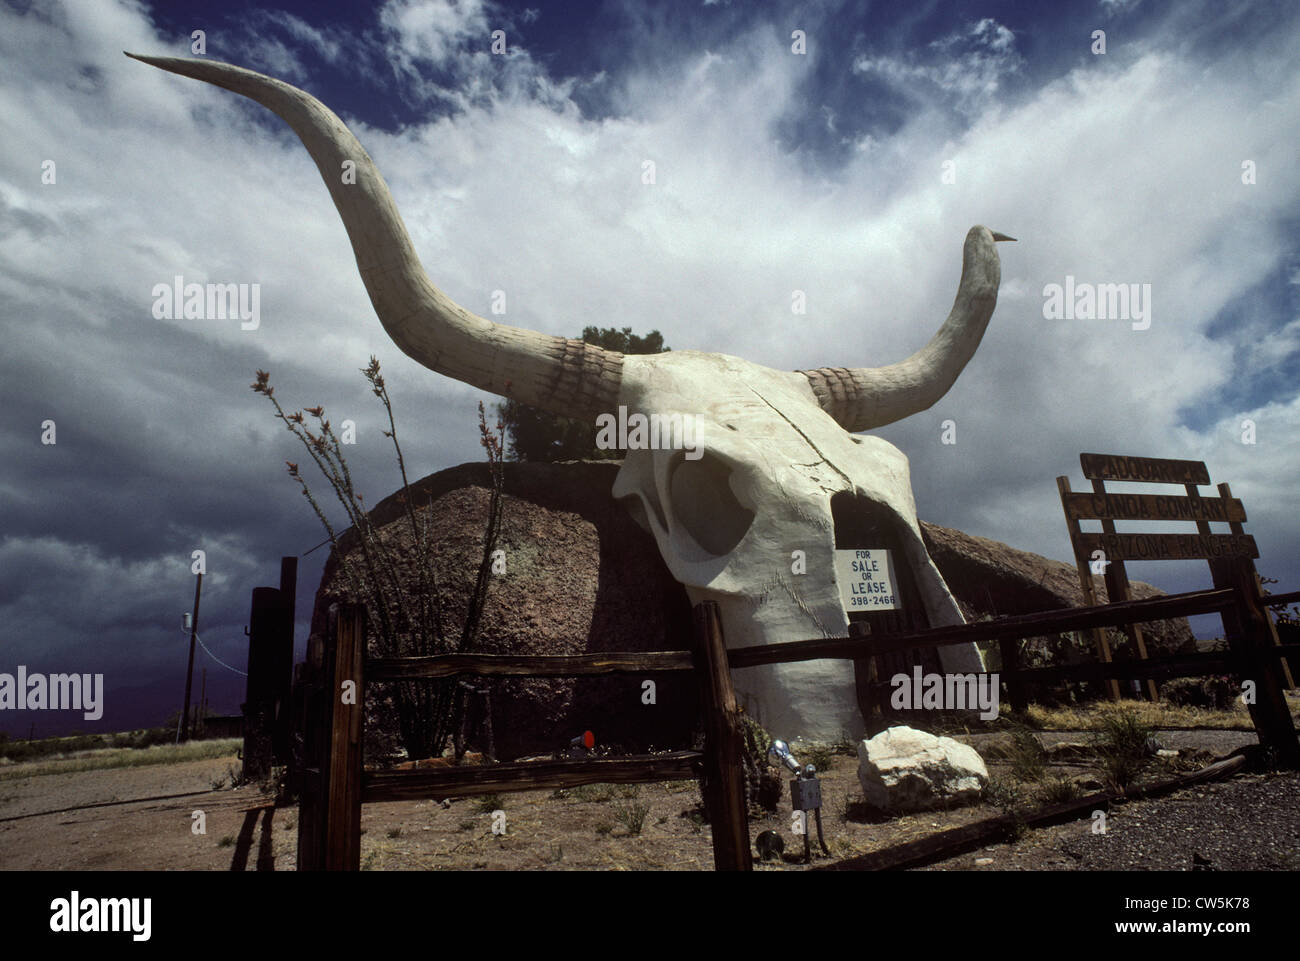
[
  {"left": 195, "top": 632, "right": 247, "bottom": 677},
  {"left": 182, "top": 627, "right": 248, "bottom": 677}
]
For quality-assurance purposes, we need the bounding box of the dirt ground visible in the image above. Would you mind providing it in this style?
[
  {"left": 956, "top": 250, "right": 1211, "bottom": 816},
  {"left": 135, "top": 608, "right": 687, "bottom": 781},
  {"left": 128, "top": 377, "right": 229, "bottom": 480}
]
[
  {"left": 2, "top": 727, "right": 1291, "bottom": 871},
  {"left": 920, "top": 769, "right": 1300, "bottom": 871}
]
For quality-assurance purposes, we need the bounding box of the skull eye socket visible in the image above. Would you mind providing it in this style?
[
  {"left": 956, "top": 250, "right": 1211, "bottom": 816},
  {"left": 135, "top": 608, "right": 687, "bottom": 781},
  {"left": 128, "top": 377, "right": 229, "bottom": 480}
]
[{"left": 668, "top": 450, "right": 755, "bottom": 558}]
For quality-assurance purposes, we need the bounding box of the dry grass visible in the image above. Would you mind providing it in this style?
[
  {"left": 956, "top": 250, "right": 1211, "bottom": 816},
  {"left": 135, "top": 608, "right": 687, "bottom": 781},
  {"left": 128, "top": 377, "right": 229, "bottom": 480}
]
[
  {"left": 0, "top": 738, "right": 241, "bottom": 781},
  {"left": 1023, "top": 698, "right": 1258, "bottom": 731}
]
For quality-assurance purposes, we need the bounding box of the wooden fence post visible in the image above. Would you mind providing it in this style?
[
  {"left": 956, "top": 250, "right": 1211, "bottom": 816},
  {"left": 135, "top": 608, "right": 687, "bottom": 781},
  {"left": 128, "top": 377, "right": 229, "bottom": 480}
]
[
  {"left": 998, "top": 636, "right": 1028, "bottom": 714},
  {"left": 1215, "top": 560, "right": 1300, "bottom": 769},
  {"left": 242, "top": 586, "right": 283, "bottom": 783},
  {"left": 273, "top": 556, "right": 298, "bottom": 763},
  {"left": 1056, "top": 476, "right": 1122, "bottom": 701},
  {"left": 1215, "top": 483, "right": 1295, "bottom": 690},
  {"left": 323, "top": 603, "right": 366, "bottom": 870},
  {"left": 692, "top": 601, "right": 752, "bottom": 871},
  {"left": 849, "top": 622, "right": 880, "bottom": 731},
  {"left": 294, "top": 619, "right": 331, "bottom": 871}
]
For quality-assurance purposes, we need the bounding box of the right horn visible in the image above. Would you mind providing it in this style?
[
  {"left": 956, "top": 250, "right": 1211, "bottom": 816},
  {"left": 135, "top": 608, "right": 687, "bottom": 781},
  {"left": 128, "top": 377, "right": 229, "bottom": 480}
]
[
  {"left": 126, "top": 53, "right": 622, "bottom": 421},
  {"left": 799, "top": 225, "right": 1014, "bottom": 432}
]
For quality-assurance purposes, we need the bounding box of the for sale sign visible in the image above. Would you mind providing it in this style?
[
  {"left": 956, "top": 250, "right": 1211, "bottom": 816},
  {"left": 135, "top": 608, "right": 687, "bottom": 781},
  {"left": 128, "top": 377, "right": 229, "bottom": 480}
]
[{"left": 834, "top": 549, "right": 899, "bottom": 613}]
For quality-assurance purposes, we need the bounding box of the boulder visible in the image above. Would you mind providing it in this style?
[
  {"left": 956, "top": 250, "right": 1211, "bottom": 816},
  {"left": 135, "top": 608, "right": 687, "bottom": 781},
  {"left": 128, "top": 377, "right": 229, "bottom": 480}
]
[
  {"left": 857, "top": 725, "right": 989, "bottom": 812},
  {"left": 310, "top": 460, "right": 699, "bottom": 762},
  {"left": 309, "top": 461, "right": 1197, "bottom": 760},
  {"left": 921, "top": 521, "right": 1195, "bottom": 655}
]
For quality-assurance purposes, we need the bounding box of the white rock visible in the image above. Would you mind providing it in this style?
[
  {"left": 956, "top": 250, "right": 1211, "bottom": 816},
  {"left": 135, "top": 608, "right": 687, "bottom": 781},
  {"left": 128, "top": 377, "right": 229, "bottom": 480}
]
[{"left": 857, "top": 725, "right": 989, "bottom": 812}]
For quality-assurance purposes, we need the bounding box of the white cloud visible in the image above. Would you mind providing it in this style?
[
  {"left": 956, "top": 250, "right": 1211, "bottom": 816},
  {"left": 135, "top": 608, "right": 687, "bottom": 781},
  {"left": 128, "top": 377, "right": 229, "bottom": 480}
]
[
  {"left": 381, "top": 0, "right": 492, "bottom": 69},
  {"left": 2, "top": 0, "right": 1298, "bottom": 689},
  {"left": 855, "top": 17, "right": 1023, "bottom": 117}
]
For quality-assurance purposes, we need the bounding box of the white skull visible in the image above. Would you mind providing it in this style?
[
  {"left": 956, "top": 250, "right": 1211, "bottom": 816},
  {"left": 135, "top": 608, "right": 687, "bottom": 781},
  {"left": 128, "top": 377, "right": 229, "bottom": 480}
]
[
  {"left": 135, "top": 55, "right": 1008, "bottom": 748},
  {"left": 613, "top": 352, "right": 982, "bottom": 743}
]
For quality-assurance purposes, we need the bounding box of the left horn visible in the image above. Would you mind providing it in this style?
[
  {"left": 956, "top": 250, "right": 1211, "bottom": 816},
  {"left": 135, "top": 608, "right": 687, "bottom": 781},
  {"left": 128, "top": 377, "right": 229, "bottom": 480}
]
[
  {"left": 126, "top": 53, "right": 622, "bottom": 421},
  {"left": 798, "top": 225, "right": 1014, "bottom": 431}
]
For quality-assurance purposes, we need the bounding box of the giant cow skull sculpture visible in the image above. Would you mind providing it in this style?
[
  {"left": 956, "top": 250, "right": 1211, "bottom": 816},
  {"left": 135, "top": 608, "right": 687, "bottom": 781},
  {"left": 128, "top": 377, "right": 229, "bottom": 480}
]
[{"left": 131, "top": 55, "right": 1013, "bottom": 742}]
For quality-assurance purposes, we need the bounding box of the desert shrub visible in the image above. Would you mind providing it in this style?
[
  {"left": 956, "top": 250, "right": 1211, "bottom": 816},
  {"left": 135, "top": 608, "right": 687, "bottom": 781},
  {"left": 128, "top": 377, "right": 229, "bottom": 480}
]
[
  {"left": 1037, "top": 775, "right": 1081, "bottom": 804},
  {"left": 474, "top": 793, "right": 503, "bottom": 813},
  {"left": 253, "top": 363, "right": 505, "bottom": 763},
  {"left": 1160, "top": 677, "right": 1207, "bottom": 707},
  {"left": 613, "top": 800, "right": 650, "bottom": 835},
  {"left": 737, "top": 714, "right": 781, "bottom": 813},
  {"left": 573, "top": 783, "right": 615, "bottom": 802},
  {"left": 1261, "top": 576, "right": 1300, "bottom": 644},
  {"left": 804, "top": 742, "right": 834, "bottom": 774},
  {"left": 832, "top": 730, "right": 859, "bottom": 756},
  {"left": 1092, "top": 708, "right": 1153, "bottom": 793},
  {"left": 1201, "top": 675, "right": 1239, "bottom": 710},
  {"left": 1160, "top": 675, "right": 1239, "bottom": 710},
  {"left": 1016, "top": 632, "right": 1111, "bottom": 707},
  {"left": 984, "top": 776, "right": 1030, "bottom": 839},
  {"left": 1006, "top": 725, "right": 1047, "bottom": 783}
]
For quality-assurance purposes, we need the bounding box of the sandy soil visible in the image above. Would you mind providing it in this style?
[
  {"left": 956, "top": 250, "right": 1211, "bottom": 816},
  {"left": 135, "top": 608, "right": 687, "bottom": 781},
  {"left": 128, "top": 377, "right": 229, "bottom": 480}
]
[{"left": 0, "top": 728, "right": 1290, "bottom": 871}]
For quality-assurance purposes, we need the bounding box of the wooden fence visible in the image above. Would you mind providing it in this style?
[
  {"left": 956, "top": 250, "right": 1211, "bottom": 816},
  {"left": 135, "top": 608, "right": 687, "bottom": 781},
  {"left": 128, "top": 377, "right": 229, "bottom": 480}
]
[
  {"left": 292, "top": 600, "right": 752, "bottom": 870},
  {"left": 291, "top": 573, "right": 1299, "bottom": 870}
]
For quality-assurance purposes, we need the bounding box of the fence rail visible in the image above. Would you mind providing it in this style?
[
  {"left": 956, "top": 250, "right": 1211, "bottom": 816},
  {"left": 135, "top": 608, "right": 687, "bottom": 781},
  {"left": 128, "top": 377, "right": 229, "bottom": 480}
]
[
  {"left": 368, "top": 651, "right": 694, "bottom": 680},
  {"left": 363, "top": 751, "right": 702, "bottom": 803},
  {"left": 291, "top": 571, "right": 1299, "bottom": 871},
  {"left": 295, "top": 599, "right": 753, "bottom": 871},
  {"left": 1263, "top": 590, "right": 1300, "bottom": 608},
  {"left": 727, "top": 587, "right": 1237, "bottom": 669}
]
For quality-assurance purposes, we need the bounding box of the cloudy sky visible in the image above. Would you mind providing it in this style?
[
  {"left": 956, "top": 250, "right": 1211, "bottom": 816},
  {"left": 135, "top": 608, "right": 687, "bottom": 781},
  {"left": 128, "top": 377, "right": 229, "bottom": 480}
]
[{"left": 2, "top": 0, "right": 1297, "bottom": 736}]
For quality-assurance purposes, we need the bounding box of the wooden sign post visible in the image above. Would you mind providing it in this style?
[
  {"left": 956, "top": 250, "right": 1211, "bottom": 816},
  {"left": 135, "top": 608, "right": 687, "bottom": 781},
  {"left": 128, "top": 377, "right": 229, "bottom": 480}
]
[{"left": 1058, "top": 453, "right": 1293, "bottom": 711}]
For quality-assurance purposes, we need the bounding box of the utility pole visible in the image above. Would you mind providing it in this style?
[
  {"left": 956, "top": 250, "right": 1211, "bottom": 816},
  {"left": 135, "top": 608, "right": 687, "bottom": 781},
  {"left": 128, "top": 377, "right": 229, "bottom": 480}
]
[
  {"left": 198, "top": 668, "right": 207, "bottom": 738},
  {"left": 181, "top": 572, "right": 203, "bottom": 742}
]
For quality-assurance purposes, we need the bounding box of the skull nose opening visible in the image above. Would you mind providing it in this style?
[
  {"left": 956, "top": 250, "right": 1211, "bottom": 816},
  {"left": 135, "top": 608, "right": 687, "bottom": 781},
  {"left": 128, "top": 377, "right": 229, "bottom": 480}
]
[
  {"left": 831, "top": 491, "right": 943, "bottom": 735},
  {"left": 668, "top": 450, "right": 755, "bottom": 558}
]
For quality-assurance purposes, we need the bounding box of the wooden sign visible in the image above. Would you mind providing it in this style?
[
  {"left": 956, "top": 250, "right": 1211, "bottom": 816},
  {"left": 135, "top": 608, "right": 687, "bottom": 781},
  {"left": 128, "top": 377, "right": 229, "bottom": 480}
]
[
  {"left": 1078, "top": 532, "right": 1258, "bottom": 561},
  {"left": 834, "top": 549, "right": 900, "bottom": 613},
  {"left": 1080, "top": 453, "right": 1210, "bottom": 486},
  {"left": 1061, "top": 491, "right": 1247, "bottom": 524},
  {"left": 1059, "top": 456, "right": 1289, "bottom": 706}
]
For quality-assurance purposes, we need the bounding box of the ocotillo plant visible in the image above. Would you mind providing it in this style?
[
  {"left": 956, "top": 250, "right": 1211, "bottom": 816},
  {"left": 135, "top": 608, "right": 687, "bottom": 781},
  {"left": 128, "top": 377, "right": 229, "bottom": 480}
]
[{"left": 252, "top": 358, "right": 505, "bottom": 761}]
